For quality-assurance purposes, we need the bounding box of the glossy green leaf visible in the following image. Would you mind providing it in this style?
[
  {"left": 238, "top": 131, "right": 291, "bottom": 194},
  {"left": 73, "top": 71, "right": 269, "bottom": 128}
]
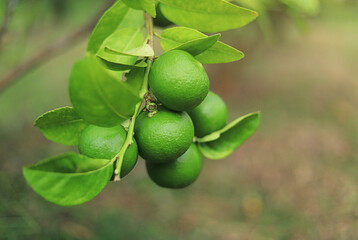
[
  {"left": 97, "top": 28, "right": 144, "bottom": 65},
  {"left": 159, "top": 0, "right": 257, "bottom": 33},
  {"left": 105, "top": 43, "right": 155, "bottom": 57},
  {"left": 172, "top": 34, "right": 220, "bottom": 56},
  {"left": 123, "top": 0, "right": 156, "bottom": 17},
  {"left": 23, "top": 152, "right": 113, "bottom": 206},
  {"left": 34, "top": 107, "right": 89, "bottom": 146},
  {"left": 87, "top": 1, "right": 144, "bottom": 54},
  {"left": 195, "top": 132, "right": 221, "bottom": 143},
  {"left": 69, "top": 55, "right": 142, "bottom": 127},
  {"left": 100, "top": 58, "right": 147, "bottom": 72},
  {"left": 160, "top": 27, "right": 244, "bottom": 64},
  {"left": 198, "top": 112, "right": 260, "bottom": 159}
]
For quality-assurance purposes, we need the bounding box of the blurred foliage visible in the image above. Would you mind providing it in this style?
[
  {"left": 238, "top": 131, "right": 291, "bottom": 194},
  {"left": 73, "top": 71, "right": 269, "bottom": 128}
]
[{"left": 1, "top": 0, "right": 358, "bottom": 239}]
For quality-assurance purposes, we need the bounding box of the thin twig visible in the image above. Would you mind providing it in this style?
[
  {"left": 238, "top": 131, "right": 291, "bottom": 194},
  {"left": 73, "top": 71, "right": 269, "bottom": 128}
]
[
  {"left": 113, "top": 13, "right": 155, "bottom": 182},
  {"left": 0, "top": 2, "right": 113, "bottom": 94}
]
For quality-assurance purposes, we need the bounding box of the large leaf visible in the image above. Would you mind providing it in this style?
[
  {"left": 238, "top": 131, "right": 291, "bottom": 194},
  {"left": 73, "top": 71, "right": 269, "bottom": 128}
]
[
  {"left": 23, "top": 152, "right": 113, "bottom": 206},
  {"left": 97, "top": 27, "right": 144, "bottom": 65},
  {"left": 69, "top": 55, "right": 142, "bottom": 127},
  {"left": 160, "top": 27, "right": 244, "bottom": 64},
  {"left": 198, "top": 112, "right": 260, "bottom": 159},
  {"left": 159, "top": 0, "right": 257, "bottom": 33},
  {"left": 123, "top": 0, "right": 156, "bottom": 17},
  {"left": 35, "top": 107, "right": 89, "bottom": 146},
  {"left": 87, "top": 1, "right": 144, "bottom": 54}
]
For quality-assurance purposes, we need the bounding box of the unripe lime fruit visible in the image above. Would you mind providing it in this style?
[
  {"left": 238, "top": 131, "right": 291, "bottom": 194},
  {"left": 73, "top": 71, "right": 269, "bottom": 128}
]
[
  {"left": 149, "top": 50, "right": 209, "bottom": 111},
  {"left": 188, "top": 91, "right": 228, "bottom": 137},
  {"left": 78, "top": 125, "right": 138, "bottom": 178},
  {"left": 146, "top": 144, "right": 203, "bottom": 189},
  {"left": 134, "top": 107, "right": 194, "bottom": 163}
]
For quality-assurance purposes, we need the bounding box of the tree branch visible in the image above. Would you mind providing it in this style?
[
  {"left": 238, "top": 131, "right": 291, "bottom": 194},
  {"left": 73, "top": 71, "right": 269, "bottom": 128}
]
[{"left": 0, "top": 2, "right": 113, "bottom": 94}]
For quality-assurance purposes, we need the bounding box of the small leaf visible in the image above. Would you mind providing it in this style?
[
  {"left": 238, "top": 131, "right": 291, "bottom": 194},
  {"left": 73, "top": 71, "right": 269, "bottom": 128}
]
[
  {"left": 123, "top": 0, "right": 157, "bottom": 17},
  {"left": 105, "top": 43, "right": 155, "bottom": 57},
  {"left": 198, "top": 112, "right": 260, "bottom": 159},
  {"left": 100, "top": 58, "right": 147, "bottom": 72},
  {"left": 195, "top": 132, "right": 221, "bottom": 143},
  {"left": 172, "top": 34, "right": 220, "bottom": 56},
  {"left": 69, "top": 55, "right": 142, "bottom": 127},
  {"left": 159, "top": 0, "right": 257, "bottom": 33},
  {"left": 87, "top": 1, "right": 144, "bottom": 54},
  {"left": 35, "top": 107, "right": 89, "bottom": 146},
  {"left": 160, "top": 27, "right": 244, "bottom": 64},
  {"left": 97, "top": 28, "right": 144, "bottom": 65},
  {"left": 23, "top": 152, "right": 113, "bottom": 206}
]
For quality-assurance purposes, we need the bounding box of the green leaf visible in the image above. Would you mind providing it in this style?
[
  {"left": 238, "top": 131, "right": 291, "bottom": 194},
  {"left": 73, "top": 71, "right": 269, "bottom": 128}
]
[
  {"left": 159, "top": 0, "right": 257, "bottom": 33},
  {"left": 195, "top": 132, "right": 221, "bottom": 143},
  {"left": 97, "top": 28, "right": 144, "bottom": 65},
  {"left": 69, "top": 55, "right": 142, "bottom": 127},
  {"left": 100, "top": 58, "right": 147, "bottom": 72},
  {"left": 198, "top": 112, "right": 260, "bottom": 159},
  {"left": 123, "top": 0, "right": 157, "bottom": 17},
  {"left": 34, "top": 107, "right": 89, "bottom": 146},
  {"left": 125, "top": 67, "right": 146, "bottom": 92},
  {"left": 172, "top": 34, "right": 220, "bottom": 56},
  {"left": 160, "top": 27, "right": 244, "bottom": 64},
  {"left": 23, "top": 152, "right": 113, "bottom": 206},
  {"left": 104, "top": 43, "right": 155, "bottom": 57},
  {"left": 87, "top": 1, "right": 144, "bottom": 54}
]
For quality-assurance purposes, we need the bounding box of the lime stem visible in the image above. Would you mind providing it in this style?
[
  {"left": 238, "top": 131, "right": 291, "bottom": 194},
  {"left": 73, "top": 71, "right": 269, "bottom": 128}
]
[
  {"left": 113, "top": 13, "right": 154, "bottom": 181},
  {"left": 113, "top": 59, "right": 152, "bottom": 181}
]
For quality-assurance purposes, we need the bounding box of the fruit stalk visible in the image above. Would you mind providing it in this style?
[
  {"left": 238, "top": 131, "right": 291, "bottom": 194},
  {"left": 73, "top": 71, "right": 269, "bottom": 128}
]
[{"left": 113, "top": 13, "right": 154, "bottom": 181}]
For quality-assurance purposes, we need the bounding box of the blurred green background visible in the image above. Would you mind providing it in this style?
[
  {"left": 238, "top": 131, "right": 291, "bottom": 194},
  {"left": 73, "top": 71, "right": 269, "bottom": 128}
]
[{"left": 1, "top": 0, "right": 358, "bottom": 239}]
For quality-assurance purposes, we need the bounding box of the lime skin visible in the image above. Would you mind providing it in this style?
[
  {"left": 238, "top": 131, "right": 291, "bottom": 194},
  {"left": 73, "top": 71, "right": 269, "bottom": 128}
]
[
  {"left": 146, "top": 144, "right": 203, "bottom": 189},
  {"left": 188, "top": 91, "right": 228, "bottom": 137},
  {"left": 149, "top": 50, "right": 209, "bottom": 112},
  {"left": 78, "top": 124, "right": 138, "bottom": 178},
  {"left": 134, "top": 106, "right": 194, "bottom": 164}
]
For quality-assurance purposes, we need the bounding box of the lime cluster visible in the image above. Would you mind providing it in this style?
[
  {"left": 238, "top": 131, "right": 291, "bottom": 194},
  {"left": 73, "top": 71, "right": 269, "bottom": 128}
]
[{"left": 78, "top": 50, "right": 228, "bottom": 189}]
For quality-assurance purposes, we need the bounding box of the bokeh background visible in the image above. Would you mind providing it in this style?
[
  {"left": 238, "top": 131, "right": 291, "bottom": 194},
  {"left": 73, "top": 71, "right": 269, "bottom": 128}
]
[{"left": 1, "top": 0, "right": 358, "bottom": 239}]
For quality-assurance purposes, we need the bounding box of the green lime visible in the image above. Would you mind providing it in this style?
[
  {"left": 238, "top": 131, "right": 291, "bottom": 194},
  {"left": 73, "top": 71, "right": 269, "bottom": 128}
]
[
  {"left": 78, "top": 124, "right": 138, "bottom": 178},
  {"left": 149, "top": 50, "right": 209, "bottom": 112},
  {"left": 134, "top": 106, "right": 194, "bottom": 163},
  {"left": 153, "top": 4, "right": 173, "bottom": 28},
  {"left": 188, "top": 91, "right": 228, "bottom": 137},
  {"left": 146, "top": 144, "right": 203, "bottom": 189}
]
